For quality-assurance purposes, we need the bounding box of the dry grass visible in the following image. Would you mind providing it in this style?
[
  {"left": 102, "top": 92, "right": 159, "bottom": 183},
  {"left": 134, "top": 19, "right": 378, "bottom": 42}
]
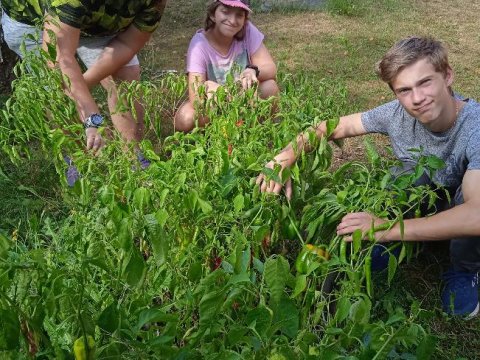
[
  {"left": 150, "top": 0, "right": 480, "bottom": 104},
  {"left": 146, "top": 0, "right": 480, "bottom": 158}
]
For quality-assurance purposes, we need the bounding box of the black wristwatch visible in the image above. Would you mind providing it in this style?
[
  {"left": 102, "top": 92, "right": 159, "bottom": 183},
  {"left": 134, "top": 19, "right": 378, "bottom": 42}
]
[
  {"left": 83, "top": 113, "right": 104, "bottom": 129},
  {"left": 246, "top": 64, "right": 260, "bottom": 77}
]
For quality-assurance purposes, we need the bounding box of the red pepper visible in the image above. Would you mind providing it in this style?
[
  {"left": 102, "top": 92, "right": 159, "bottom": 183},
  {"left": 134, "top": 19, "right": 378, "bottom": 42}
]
[
  {"left": 262, "top": 233, "right": 271, "bottom": 251},
  {"left": 212, "top": 256, "right": 222, "bottom": 270}
]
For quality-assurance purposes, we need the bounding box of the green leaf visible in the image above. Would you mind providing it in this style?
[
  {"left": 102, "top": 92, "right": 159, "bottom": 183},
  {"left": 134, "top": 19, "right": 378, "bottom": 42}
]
[
  {"left": 0, "top": 310, "right": 20, "bottom": 350},
  {"left": 123, "top": 248, "right": 146, "bottom": 288},
  {"left": 97, "top": 303, "right": 120, "bottom": 334},
  {"left": 385, "top": 312, "right": 406, "bottom": 325},
  {"left": 271, "top": 297, "right": 299, "bottom": 339},
  {"left": 380, "top": 173, "right": 391, "bottom": 190},
  {"left": 325, "top": 117, "right": 339, "bottom": 137},
  {"left": 349, "top": 297, "right": 371, "bottom": 324},
  {"left": 335, "top": 297, "right": 350, "bottom": 323},
  {"left": 155, "top": 208, "right": 169, "bottom": 227},
  {"left": 199, "top": 289, "right": 225, "bottom": 329},
  {"left": 147, "top": 221, "right": 170, "bottom": 267},
  {"left": 117, "top": 218, "right": 132, "bottom": 252},
  {"left": 336, "top": 190, "right": 348, "bottom": 204},
  {"left": 416, "top": 334, "right": 437, "bottom": 360},
  {"left": 135, "top": 308, "right": 178, "bottom": 333},
  {"left": 0, "top": 232, "right": 10, "bottom": 259},
  {"left": 292, "top": 274, "right": 307, "bottom": 298},
  {"left": 133, "top": 187, "right": 150, "bottom": 210},
  {"left": 264, "top": 256, "right": 289, "bottom": 305},
  {"left": 364, "top": 138, "right": 380, "bottom": 165},
  {"left": 426, "top": 155, "right": 445, "bottom": 170},
  {"left": 226, "top": 327, "right": 249, "bottom": 348},
  {"left": 233, "top": 194, "right": 245, "bottom": 213},
  {"left": 188, "top": 261, "right": 203, "bottom": 282},
  {"left": 387, "top": 252, "right": 398, "bottom": 285},
  {"left": 227, "top": 273, "right": 251, "bottom": 285},
  {"left": 197, "top": 197, "right": 213, "bottom": 214},
  {"left": 234, "top": 244, "right": 251, "bottom": 274},
  {"left": 246, "top": 306, "right": 272, "bottom": 339}
]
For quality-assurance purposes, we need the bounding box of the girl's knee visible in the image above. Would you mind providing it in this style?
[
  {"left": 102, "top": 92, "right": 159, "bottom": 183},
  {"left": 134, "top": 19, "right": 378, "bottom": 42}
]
[
  {"left": 174, "top": 102, "right": 195, "bottom": 132},
  {"left": 259, "top": 79, "right": 280, "bottom": 99}
]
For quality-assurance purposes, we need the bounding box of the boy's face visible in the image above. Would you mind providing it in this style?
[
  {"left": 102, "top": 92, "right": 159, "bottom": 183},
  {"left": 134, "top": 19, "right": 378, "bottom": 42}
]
[{"left": 391, "top": 58, "right": 454, "bottom": 131}]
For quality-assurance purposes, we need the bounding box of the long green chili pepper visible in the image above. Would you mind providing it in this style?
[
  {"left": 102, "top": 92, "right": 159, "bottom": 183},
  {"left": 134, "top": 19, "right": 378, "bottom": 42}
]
[
  {"left": 364, "top": 256, "right": 372, "bottom": 297},
  {"left": 339, "top": 240, "right": 347, "bottom": 263}
]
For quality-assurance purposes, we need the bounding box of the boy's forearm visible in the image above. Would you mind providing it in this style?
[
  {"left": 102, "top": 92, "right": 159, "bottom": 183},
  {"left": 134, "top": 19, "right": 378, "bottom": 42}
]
[{"left": 381, "top": 201, "right": 480, "bottom": 242}]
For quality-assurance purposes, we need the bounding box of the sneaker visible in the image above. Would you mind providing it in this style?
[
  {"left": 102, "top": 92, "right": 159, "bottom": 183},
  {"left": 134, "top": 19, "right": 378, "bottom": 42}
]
[
  {"left": 370, "top": 243, "right": 401, "bottom": 272},
  {"left": 441, "top": 270, "right": 479, "bottom": 318},
  {"left": 63, "top": 155, "right": 80, "bottom": 187}
]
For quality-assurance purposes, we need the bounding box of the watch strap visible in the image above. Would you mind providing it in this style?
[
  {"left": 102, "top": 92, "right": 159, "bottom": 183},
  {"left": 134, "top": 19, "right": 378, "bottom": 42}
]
[
  {"left": 83, "top": 113, "right": 103, "bottom": 129},
  {"left": 246, "top": 64, "right": 260, "bottom": 77}
]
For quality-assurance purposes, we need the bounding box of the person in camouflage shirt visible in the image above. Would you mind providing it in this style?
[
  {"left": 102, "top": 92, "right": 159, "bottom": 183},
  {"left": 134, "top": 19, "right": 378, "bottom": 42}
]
[{"left": 1, "top": 0, "right": 167, "bottom": 171}]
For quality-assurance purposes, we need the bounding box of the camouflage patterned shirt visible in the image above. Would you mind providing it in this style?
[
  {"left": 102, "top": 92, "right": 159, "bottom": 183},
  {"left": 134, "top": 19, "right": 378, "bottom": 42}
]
[
  {"left": 1, "top": 0, "right": 47, "bottom": 26},
  {"left": 2, "top": 0, "right": 167, "bottom": 36}
]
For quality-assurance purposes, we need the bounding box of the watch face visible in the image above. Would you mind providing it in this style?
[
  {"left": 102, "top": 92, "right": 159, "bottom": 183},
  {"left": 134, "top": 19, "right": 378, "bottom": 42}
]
[{"left": 91, "top": 114, "right": 103, "bottom": 126}]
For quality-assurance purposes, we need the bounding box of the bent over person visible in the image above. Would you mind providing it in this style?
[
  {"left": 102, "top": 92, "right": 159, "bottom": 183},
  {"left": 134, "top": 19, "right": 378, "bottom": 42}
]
[
  {"left": 256, "top": 36, "right": 480, "bottom": 318},
  {"left": 1, "top": 0, "right": 167, "bottom": 183}
]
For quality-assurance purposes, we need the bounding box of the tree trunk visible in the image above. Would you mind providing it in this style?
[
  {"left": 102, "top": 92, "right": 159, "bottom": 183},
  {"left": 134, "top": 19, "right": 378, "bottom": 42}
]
[{"left": 0, "top": 16, "right": 19, "bottom": 95}]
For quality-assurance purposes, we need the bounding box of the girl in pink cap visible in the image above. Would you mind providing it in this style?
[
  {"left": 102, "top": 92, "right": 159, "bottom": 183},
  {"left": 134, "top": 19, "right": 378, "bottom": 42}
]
[{"left": 174, "top": 0, "right": 279, "bottom": 132}]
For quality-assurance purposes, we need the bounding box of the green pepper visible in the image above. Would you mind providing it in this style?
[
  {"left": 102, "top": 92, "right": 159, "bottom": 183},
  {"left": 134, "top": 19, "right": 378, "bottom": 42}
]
[
  {"left": 73, "top": 335, "right": 96, "bottom": 360},
  {"left": 295, "top": 247, "right": 311, "bottom": 274},
  {"left": 295, "top": 244, "right": 329, "bottom": 274},
  {"left": 364, "top": 256, "right": 372, "bottom": 297},
  {"left": 282, "top": 219, "right": 297, "bottom": 240},
  {"left": 339, "top": 241, "right": 347, "bottom": 263}
]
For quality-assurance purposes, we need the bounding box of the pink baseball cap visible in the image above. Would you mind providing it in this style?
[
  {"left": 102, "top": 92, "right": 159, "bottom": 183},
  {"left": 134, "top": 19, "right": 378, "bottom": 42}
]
[{"left": 217, "top": 0, "right": 252, "bottom": 12}]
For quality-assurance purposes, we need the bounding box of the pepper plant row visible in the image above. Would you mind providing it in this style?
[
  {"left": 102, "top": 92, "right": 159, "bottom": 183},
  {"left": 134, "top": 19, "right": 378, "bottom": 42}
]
[{"left": 0, "top": 51, "right": 438, "bottom": 359}]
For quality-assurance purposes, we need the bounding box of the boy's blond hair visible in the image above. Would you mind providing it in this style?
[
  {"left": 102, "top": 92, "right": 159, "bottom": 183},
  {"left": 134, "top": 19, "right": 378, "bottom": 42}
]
[{"left": 376, "top": 36, "right": 451, "bottom": 88}]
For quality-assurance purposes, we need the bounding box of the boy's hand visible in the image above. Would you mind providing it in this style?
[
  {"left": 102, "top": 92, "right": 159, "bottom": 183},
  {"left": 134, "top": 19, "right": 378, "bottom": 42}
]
[
  {"left": 337, "top": 212, "right": 388, "bottom": 242},
  {"left": 256, "top": 160, "right": 293, "bottom": 199}
]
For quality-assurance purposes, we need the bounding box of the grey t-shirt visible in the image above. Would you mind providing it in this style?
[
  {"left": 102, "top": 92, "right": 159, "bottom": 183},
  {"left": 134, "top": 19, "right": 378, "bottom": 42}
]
[{"left": 361, "top": 98, "right": 480, "bottom": 188}]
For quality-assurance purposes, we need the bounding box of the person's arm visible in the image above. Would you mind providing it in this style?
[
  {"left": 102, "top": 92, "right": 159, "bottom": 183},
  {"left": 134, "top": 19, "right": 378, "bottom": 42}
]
[
  {"left": 83, "top": 25, "right": 152, "bottom": 88},
  {"left": 257, "top": 112, "right": 368, "bottom": 197},
  {"left": 43, "top": 15, "right": 104, "bottom": 153},
  {"left": 240, "top": 43, "right": 276, "bottom": 89},
  {"left": 337, "top": 169, "right": 480, "bottom": 241}
]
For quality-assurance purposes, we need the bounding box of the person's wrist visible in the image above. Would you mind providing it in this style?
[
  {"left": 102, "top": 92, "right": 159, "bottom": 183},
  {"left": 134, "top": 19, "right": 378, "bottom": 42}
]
[
  {"left": 244, "top": 68, "right": 256, "bottom": 76},
  {"left": 245, "top": 64, "right": 260, "bottom": 77},
  {"left": 83, "top": 113, "right": 104, "bottom": 129}
]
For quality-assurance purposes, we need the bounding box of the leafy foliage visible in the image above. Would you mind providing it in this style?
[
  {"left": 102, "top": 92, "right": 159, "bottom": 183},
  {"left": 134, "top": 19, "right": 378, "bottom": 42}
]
[{"left": 0, "top": 50, "right": 440, "bottom": 359}]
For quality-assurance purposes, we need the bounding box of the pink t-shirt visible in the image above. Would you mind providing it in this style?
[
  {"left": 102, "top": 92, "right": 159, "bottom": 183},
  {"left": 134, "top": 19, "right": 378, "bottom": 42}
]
[{"left": 186, "top": 22, "right": 265, "bottom": 85}]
